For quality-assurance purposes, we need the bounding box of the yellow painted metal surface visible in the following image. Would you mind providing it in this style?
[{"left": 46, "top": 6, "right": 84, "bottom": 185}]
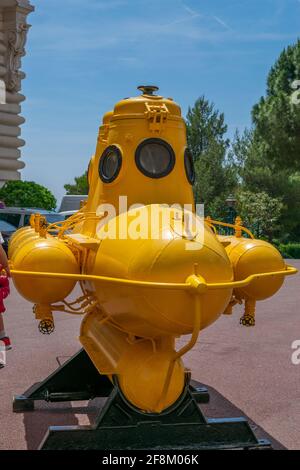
[
  {"left": 80, "top": 312, "right": 185, "bottom": 412},
  {"left": 91, "top": 205, "right": 233, "bottom": 338},
  {"left": 9, "top": 87, "right": 297, "bottom": 413},
  {"left": 8, "top": 226, "right": 35, "bottom": 259},
  {"left": 225, "top": 237, "right": 285, "bottom": 300},
  {"left": 82, "top": 91, "right": 194, "bottom": 238},
  {"left": 13, "top": 237, "right": 79, "bottom": 304}
]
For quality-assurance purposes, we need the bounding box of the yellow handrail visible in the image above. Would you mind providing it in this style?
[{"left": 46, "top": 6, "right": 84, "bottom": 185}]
[
  {"left": 206, "top": 218, "right": 255, "bottom": 239},
  {"left": 10, "top": 264, "right": 297, "bottom": 292}
]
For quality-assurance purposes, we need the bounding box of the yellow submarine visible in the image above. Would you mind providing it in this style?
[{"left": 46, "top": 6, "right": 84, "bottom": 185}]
[{"left": 10, "top": 86, "right": 297, "bottom": 420}]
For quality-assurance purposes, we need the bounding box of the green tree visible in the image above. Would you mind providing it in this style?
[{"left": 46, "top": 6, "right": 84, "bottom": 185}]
[
  {"left": 0, "top": 180, "right": 56, "bottom": 210},
  {"left": 230, "top": 128, "right": 300, "bottom": 241},
  {"left": 252, "top": 39, "right": 300, "bottom": 170},
  {"left": 186, "top": 96, "right": 237, "bottom": 217},
  {"left": 229, "top": 40, "right": 300, "bottom": 242},
  {"left": 236, "top": 191, "right": 284, "bottom": 240},
  {"left": 64, "top": 171, "right": 89, "bottom": 195},
  {"left": 186, "top": 96, "right": 229, "bottom": 158}
]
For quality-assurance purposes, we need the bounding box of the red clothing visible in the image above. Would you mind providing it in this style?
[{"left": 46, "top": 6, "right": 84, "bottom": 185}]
[{"left": 0, "top": 273, "right": 9, "bottom": 314}]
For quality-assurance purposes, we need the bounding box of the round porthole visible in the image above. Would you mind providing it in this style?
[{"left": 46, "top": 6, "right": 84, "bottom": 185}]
[
  {"left": 184, "top": 148, "right": 195, "bottom": 185},
  {"left": 99, "top": 146, "right": 122, "bottom": 183},
  {"left": 135, "top": 138, "right": 175, "bottom": 178}
]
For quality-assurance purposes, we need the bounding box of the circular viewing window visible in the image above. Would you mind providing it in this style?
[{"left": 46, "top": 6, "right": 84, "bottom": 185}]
[
  {"left": 184, "top": 148, "right": 195, "bottom": 185},
  {"left": 135, "top": 138, "right": 175, "bottom": 178},
  {"left": 99, "top": 146, "right": 122, "bottom": 183}
]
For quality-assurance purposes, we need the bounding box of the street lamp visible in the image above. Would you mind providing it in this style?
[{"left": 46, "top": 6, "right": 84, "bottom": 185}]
[{"left": 225, "top": 194, "right": 237, "bottom": 228}]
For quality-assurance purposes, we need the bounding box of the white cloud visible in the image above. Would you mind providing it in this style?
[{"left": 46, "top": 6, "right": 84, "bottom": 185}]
[
  {"left": 36, "top": 0, "right": 127, "bottom": 10},
  {"left": 28, "top": 2, "right": 299, "bottom": 57},
  {"left": 162, "top": 13, "right": 202, "bottom": 28},
  {"left": 82, "top": 0, "right": 127, "bottom": 10},
  {"left": 181, "top": 2, "right": 199, "bottom": 17},
  {"left": 213, "top": 16, "right": 232, "bottom": 31},
  {"left": 238, "top": 32, "right": 298, "bottom": 41}
]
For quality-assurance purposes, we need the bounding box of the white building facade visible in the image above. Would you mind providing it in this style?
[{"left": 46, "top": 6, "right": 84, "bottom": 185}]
[{"left": 0, "top": 0, "right": 34, "bottom": 188}]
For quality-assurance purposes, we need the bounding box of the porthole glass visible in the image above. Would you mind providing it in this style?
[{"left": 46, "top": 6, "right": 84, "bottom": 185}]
[
  {"left": 135, "top": 138, "right": 175, "bottom": 178},
  {"left": 99, "top": 146, "right": 122, "bottom": 183},
  {"left": 184, "top": 148, "right": 195, "bottom": 185}
]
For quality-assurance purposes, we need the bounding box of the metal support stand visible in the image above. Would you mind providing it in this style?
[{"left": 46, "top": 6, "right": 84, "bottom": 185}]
[
  {"left": 13, "top": 349, "right": 209, "bottom": 412},
  {"left": 13, "top": 349, "right": 270, "bottom": 450},
  {"left": 13, "top": 349, "right": 113, "bottom": 412}
]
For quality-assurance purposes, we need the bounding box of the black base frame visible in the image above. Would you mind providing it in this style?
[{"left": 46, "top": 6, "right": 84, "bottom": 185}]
[{"left": 13, "top": 349, "right": 270, "bottom": 450}]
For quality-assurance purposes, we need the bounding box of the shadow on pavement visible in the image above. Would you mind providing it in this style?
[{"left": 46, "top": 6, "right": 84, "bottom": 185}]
[
  {"left": 196, "top": 381, "right": 286, "bottom": 450},
  {"left": 23, "top": 402, "right": 80, "bottom": 450}
]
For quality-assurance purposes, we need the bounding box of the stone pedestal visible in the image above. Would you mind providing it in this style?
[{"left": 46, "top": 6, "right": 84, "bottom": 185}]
[{"left": 0, "top": 0, "right": 34, "bottom": 187}]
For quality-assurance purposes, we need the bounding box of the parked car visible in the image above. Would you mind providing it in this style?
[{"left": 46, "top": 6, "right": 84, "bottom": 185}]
[
  {"left": 0, "top": 207, "right": 65, "bottom": 230},
  {"left": 0, "top": 208, "right": 79, "bottom": 252},
  {"left": 59, "top": 195, "right": 88, "bottom": 212},
  {"left": 0, "top": 220, "right": 17, "bottom": 254},
  {"left": 58, "top": 210, "right": 77, "bottom": 220}
]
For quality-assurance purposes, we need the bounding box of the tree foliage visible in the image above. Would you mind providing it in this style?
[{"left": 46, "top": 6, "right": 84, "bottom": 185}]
[
  {"left": 186, "top": 96, "right": 236, "bottom": 218},
  {"left": 230, "top": 41, "right": 300, "bottom": 241},
  {"left": 0, "top": 180, "right": 56, "bottom": 211},
  {"left": 186, "top": 96, "right": 229, "bottom": 157},
  {"left": 252, "top": 39, "right": 300, "bottom": 170},
  {"left": 64, "top": 171, "right": 89, "bottom": 195},
  {"left": 236, "top": 191, "right": 284, "bottom": 240}
]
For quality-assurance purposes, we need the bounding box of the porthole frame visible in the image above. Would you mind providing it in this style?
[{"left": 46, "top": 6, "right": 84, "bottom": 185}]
[
  {"left": 99, "top": 145, "right": 122, "bottom": 183},
  {"left": 135, "top": 138, "right": 175, "bottom": 179},
  {"left": 184, "top": 148, "right": 195, "bottom": 185}
]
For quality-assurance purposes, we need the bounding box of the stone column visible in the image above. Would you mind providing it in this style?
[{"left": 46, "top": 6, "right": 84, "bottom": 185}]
[{"left": 0, "top": 0, "right": 34, "bottom": 188}]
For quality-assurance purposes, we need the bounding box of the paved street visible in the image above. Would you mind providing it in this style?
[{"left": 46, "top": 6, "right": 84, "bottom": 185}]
[{"left": 0, "top": 261, "right": 299, "bottom": 450}]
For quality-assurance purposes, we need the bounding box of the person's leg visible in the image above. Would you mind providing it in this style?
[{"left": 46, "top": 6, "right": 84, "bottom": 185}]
[
  {"left": 0, "top": 313, "right": 11, "bottom": 350},
  {"left": 0, "top": 243, "right": 11, "bottom": 357},
  {"left": 0, "top": 313, "right": 5, "bottom": 368},
  {"left": 0, "top": 312, "right": 5, "bottom": 338}
]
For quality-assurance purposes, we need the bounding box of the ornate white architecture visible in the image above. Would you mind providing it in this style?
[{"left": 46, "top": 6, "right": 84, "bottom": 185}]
[{"left": 0, "top": 0, "right": 34, "bottom": 187}]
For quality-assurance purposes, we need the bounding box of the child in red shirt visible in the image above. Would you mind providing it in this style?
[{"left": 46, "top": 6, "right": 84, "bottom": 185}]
[{"left": 0, "top": 232, "right": 11, "bottom": 368}]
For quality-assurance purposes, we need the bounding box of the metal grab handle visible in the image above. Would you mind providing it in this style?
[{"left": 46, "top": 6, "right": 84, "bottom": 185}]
[
  {"left": 10, "top": 264, "right": 297, "bottom": 293},
  {"left": 156, "top": 294, "right": 203, "bottom": 412},
  {"left": 206, "top": 218, "right": 255, "bottom": 239}
]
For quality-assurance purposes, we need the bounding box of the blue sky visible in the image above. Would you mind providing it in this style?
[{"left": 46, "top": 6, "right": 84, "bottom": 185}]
[{"left": 21, "top": 0, "right": 300, "bottom": 206}]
